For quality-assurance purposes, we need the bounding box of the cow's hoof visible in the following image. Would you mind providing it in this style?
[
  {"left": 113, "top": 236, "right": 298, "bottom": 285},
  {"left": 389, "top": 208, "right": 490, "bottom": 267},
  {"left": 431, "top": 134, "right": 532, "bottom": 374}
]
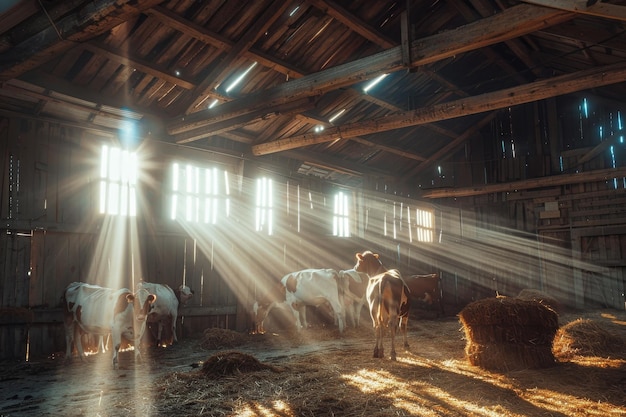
[
  {"left": 390, "top": 353, "right": 397, "bottom": 361},
  {"left": 404, "top": 343, "right": 410, "bottom": 349}
]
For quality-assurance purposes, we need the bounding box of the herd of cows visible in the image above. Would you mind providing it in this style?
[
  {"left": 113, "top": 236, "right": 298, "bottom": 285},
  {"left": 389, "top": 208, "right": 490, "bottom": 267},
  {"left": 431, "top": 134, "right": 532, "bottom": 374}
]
[{"left": 61, "top": 250, "right": 443, "bottom": 368}]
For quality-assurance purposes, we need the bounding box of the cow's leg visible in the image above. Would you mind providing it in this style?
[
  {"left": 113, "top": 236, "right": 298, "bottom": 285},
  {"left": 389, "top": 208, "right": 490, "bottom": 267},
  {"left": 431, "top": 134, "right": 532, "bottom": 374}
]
[
  {"left": 290, "top": 304, "right": 303, "bottom": 331},
  {"left": 171, "top": 311, "right": 179, "bottom": 343},
  {"left": 134, "top": 321, "right": 146, "bottom": 362},
  {"left": 389, "top": 317, "right": 399, "bottom": 361},
  {"left": 97, "top": 335, "right": 107, "bottom": 353},
  {"left": 74, "top": 326, "right": 87, "bottom": 361},
  {"left": 374, "top": 323, "right": 385, "bottom": 358},
  {"left": 300, "top": 305, "right": 308, "bottom": 329},
  {"left": 63, "top": 316, "right": 75, "bottom": 361},
  {"left": 111, "top": 331, "right": 122, "bottom": 370},
  {"left": 328, "top": 300, "right": 345, "bottom": 333},
  {"left": 400, "top": 316, "right": 409, "bottom": 349}
]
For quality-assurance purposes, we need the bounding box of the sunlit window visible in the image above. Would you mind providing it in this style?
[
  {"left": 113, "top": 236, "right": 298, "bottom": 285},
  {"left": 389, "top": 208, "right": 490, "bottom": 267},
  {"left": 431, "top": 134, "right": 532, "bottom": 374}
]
[
  {"left": 170, "top": 163, "right": 229, "bottom": 223},
  {"left": 99, "top": 145, "right": 137, "bottom": 216},
  {"left": 333, "top": 191, "right": 350, "bottom": 237},
  {"left": 255, "top": 177, "right": 273, "bottom": 235},
  {"left": 415, "top": 208, "right": 434, "bottom": 243}
]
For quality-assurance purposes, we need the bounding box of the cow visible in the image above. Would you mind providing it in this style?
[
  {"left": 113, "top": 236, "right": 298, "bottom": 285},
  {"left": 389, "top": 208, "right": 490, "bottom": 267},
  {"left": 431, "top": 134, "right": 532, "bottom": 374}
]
[
  {"left": 404, "top": 273, "right": 444, "bottom": 316},
  {"left": 354, "top": 250, "right": 411, "bottom": 360},
  {"left": 340, "top": 269, "right": 370, "bottom": 328},
  {"left": 252, "top": 268, "right": 363, "bottom": 334},
  {"left": 62, "top": 282, "right": 156, "bottom": 369},
  {"left": 252, "top": 279, "right": 286, "bottom": 334},
  {"left": 136, "top": 282, "right": 194, "bottom": 347}
]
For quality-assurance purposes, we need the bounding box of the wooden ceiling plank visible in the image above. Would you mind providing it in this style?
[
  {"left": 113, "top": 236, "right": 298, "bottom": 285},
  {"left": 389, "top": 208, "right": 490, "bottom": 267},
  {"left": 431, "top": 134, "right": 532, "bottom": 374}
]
[
  {"left": 184, "top": 0, "right": 292, "bottom": 114},
  {"left": 82, "top": 43, "right": 197, "bottom": 90},
  {"left": 167, "top": 4, "right": 573, "bottom": 135},
  {"left": 251, "top": 61, "right": 626, "bottom": 155},
  {"left": 0, "top": 0, "right": 164, "bottom": 81},
  {"left": 307, "top": 0, "right": 396, "bottom": 49}
]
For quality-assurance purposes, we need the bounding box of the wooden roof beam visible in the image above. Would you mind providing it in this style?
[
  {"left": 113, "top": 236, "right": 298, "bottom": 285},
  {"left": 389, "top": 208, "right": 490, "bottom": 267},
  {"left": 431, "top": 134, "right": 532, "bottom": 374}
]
[
  {"left": 251, "top": 61, "right": 626, "bottom": 155},
  {"left": 521, "top": 0, "right": 626, "bottom": 22},
  {"left": 0, "top": 0, "right": 164, "bottom": 81},
  {"left": 166, "top": 3, "right": 573, "bottom": 135},
  {"left": 307, "top": 0, "right": 397, "bottom": 49},
  {"left": 420, "top": 167, "right": 626, "bottom": 198}
]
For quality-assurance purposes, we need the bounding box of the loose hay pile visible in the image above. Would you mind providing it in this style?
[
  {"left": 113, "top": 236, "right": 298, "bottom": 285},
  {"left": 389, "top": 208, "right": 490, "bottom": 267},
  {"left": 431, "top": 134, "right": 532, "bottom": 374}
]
[
  {"left": 200, "top": 351, "right": 279, "bottom": 377},
  {"left": 459, "top": 297, "right": 559, "bottom": 372},
  {"left": 201, "top": 327, "right": 249, "bottom": 350},
  {"left": 553, "top": 318, "right": 626, "bottom": 360}
]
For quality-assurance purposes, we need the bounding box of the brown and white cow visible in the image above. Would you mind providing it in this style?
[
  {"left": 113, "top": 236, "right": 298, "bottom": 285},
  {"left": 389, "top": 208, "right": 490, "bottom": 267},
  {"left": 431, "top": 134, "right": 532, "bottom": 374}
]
[
  {"left": 404, "top": 273, "right": 444, "bottom": 316},
  {"left": 354, "top": 251, "right": 411, "bottom": 360},
  {"left": 253, "top": 268, "right": 363, "bottom": 334},
  {"left": 62, "top": 282, "right": 156, "bottom": 369},
  {"left": 340, "top": 269, "right": 370, "bottom": 328},
  {"left": 136, "top": 282, "right": 194, "bottom": 346}
]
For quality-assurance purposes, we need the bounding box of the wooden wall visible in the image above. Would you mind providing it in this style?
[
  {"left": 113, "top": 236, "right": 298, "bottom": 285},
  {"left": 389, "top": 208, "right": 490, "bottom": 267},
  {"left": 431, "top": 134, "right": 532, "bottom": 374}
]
[{"left": 2, "top": 91, "right": 626, "bottom": 361}]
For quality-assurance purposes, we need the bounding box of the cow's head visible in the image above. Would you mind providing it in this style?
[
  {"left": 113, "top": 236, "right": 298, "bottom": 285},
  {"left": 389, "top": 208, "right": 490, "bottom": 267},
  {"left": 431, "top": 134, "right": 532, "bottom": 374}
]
[
  {"left": 354, "top": 251, "right": 385, "bottom": 277},
  {"left": 178, "top": 285, "right": 194, "bottom": 305},
  {"left": 132, "top": 289, "right": 156, "bottom": 322},
  {"left": 252, "top": 300, "right": 272, "bottom": 334}
]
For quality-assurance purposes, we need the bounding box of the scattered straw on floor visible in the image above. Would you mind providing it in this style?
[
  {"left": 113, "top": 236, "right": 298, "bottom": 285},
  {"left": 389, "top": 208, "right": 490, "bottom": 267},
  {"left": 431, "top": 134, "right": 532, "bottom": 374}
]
[
  {"left": 553, "top": 318, "right": 626, "bottom": 360},
  {"left": 200, "top": 328, "right": 249, "bottom": 350},
  {"left": 200, "top": 351, "right": 280, "bottom": 377}
]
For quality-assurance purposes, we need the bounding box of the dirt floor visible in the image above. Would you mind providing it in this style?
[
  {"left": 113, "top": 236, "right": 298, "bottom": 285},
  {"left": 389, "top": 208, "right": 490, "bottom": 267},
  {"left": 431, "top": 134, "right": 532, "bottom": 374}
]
[{"left": 1, "top": 308, "right": 625, "bottom": 417}]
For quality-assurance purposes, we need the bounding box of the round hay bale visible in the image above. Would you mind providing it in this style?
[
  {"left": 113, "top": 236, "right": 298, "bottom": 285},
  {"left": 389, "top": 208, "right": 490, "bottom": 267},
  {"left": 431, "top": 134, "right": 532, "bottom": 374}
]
[
  {"left": 459, "top": 297, "right": 559, "bottom": 372},
  {"left": 553, "top": 318, "right": 626, "bottom": 360},
  {"left": 201, "top": 328, "right": 248, "bottom": 350},
  {"left": 200, "top": 351, "right": 279, "bottom": 378},
  {"left": 517, "top": 289, "right": 561, "bottom": 313}
]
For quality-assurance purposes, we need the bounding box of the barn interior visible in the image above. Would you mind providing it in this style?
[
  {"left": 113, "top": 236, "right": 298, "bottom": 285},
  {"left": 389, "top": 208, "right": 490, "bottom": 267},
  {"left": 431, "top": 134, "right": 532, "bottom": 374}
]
[{"left": 0, "top": 0, "right": 626, "bottom": 361}]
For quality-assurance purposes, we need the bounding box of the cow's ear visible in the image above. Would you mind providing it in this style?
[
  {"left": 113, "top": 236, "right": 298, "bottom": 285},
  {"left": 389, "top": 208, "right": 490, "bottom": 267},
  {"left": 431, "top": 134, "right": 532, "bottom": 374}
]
[
  {"left": 126, "top": 294, "right": 135, "bottom": 303},
  {"left": 374, "top": 253, "right": 379, "bottom": 259},
  {"left": 148, "top": 294, "right": 157, "bottom": 304},
  {"left": 356, "top": 252, "right": 363, "bottom": 260}
]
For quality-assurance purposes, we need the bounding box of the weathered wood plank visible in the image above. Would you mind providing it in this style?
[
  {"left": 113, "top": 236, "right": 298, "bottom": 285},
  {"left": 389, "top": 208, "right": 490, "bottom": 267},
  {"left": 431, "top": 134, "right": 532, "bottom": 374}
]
[{"left": 253, "top": 62, "right": 626, "bottom": 155}]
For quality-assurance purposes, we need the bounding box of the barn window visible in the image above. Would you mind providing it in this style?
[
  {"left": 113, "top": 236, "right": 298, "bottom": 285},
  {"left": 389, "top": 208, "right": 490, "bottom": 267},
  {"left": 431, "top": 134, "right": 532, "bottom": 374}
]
[
  {"left": 255, "top": 177, "right": 273, "bottom": 235},
  {"left": 415, "top": 208, "right": 434, "bottom": 243},
  {"left": 333, "top": 191, "right": 350, "bottom": 237},
  {"left": 170, "top": 163, "right": 229, "bottom": 223},
  {"left": 99, "top": 145, "right": 137, "bottom": 216}
]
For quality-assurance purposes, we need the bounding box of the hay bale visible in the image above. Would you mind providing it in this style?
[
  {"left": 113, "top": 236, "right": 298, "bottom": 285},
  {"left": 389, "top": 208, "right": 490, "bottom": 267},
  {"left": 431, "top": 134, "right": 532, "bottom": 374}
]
[
  {"left": 517, "top": 289, "right": 561, "bottom": 313},
  {"left": 553, "top": 318, "right": 626, "bottom": 360},
  {"left": 459, "top": 297, "right": 559, "bottom": 371},
  {"left": 201, "top": 328, "right": 248, "bottom": 350},
  {"left": 200, "top": 351, "right": 279, "bottom": 377}
]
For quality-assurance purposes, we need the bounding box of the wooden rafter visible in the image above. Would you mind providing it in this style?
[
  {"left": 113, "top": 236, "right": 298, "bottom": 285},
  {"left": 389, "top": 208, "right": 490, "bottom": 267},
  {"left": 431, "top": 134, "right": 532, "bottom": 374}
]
[
  {"left": 420, "top": 167, "right": 626, "bottom": 198},
  {"left": 251, "top": 61, "right": 626, "bottom": 155},
  {"left": 0, "top": 0, "right": 164, "bottom": 81},
  {"left": 166, "top": 4, "right": 573, "bottom": 135},
  {"left": 521, "top": 0, "right": 626, "bottom": 22}
]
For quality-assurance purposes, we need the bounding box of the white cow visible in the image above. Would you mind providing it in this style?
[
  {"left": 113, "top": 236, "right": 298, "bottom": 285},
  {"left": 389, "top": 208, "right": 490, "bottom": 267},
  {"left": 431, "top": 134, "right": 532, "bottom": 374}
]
[
  {"left": 339, "top": 269, "right": 370, "bottom": 328},
  {"left": 253, "top": 268, "right": 363, "bottom": 334},
  {"left": 136, "top": 282, "right": 194, "bottom": 346},
  {"left": 62, "top": 282, "right": 156, "bottom": 369}
]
